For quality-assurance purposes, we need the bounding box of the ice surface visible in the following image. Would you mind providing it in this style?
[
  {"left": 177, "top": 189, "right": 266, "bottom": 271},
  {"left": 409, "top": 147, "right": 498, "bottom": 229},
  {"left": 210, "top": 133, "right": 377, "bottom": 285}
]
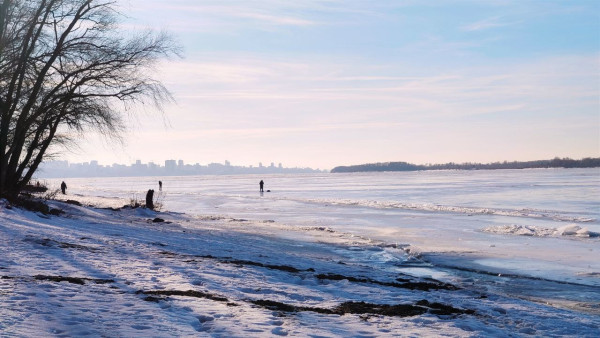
[{"left": 44, "top": 169, "right": 600, "bottom": 287}]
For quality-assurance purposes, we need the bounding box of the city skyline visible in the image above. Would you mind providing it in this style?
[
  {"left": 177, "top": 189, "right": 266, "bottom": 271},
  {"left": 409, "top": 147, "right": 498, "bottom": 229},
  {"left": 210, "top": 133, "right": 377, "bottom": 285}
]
[{"left": 37, "top": 158, "right": 324, "bottom": 178}]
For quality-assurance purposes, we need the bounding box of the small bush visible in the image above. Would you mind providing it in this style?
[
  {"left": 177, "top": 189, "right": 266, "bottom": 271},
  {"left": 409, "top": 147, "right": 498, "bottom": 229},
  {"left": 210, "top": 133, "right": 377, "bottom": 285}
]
[
  {"left": 14, "top": 198, "right": 49, "bottom": 214},
  {"left": 128, "top": 195, "right": 142, "bottom": 208},
  {"left": 22, "top": 181, "right": 48, "bottom": 193},
  {"left": 43, "top": 189, "right": 60, "bottom": 200},
  {"left": 153, "top": 191, "right": 165, "bottom": 211}
]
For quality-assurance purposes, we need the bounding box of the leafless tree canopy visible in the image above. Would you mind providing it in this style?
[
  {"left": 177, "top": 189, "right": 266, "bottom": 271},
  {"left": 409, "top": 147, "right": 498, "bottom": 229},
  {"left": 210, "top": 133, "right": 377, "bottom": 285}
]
[{"left": 0, "top": 0, "right": 179, "bottom": 199}]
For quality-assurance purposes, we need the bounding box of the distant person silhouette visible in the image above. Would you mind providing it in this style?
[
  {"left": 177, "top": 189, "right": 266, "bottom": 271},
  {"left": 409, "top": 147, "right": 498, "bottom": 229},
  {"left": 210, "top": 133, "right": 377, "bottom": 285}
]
[
  {"left": 60, "top": 181, "right": 67, "bottom": 194},
  {"left": 159, "top": 180, "right": 162, "bottom": 191},
  {"left": 259, "top": 180, "right": 264, "bottom": 192}
]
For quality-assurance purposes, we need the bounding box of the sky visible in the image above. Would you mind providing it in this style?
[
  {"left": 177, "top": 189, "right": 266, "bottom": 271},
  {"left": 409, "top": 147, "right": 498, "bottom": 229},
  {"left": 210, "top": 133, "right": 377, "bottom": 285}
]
[{"left": 62, "top": 0, "right": 600, "bottom": 170}]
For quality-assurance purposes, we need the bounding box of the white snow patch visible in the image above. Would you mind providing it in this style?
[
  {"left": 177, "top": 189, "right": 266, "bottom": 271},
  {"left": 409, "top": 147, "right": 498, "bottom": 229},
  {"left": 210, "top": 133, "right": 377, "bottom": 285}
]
[
  {"left": 1, "top": 199, "right": 598, "bottom": 336},
  {"left": 483, "top": 224, "right": 599, "bottom": 238}
]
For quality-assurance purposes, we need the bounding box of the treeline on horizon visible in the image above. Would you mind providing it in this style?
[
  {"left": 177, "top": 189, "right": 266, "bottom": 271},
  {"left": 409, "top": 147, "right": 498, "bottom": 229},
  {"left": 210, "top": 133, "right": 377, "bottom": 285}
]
[{"left": 330, "top": 157, "right": 600, "bottom": 173}]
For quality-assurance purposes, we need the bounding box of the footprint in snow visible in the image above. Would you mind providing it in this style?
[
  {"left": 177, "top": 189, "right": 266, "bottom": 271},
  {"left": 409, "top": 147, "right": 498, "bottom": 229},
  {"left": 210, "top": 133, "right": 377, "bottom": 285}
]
[
  {"left": 193, "top": 316, "right": 214, "bottom": 332},
  {"left": 131, "top": 324, "right": 151, "bottom": 330},
  {"left": 271, "top": 327, "right": 288, "bottom": 336},
  {"left": 197, "top": 315, "right": 214, "bottom": 323}
]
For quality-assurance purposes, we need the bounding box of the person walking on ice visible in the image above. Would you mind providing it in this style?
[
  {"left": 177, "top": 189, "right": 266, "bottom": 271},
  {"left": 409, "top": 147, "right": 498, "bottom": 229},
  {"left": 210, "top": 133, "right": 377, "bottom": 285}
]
[
  {"left": 60, "top": 181, "right": 67, "bottom": 194},
  {"left": 259, "top": 180, "right": 264, "bottom": 192}
]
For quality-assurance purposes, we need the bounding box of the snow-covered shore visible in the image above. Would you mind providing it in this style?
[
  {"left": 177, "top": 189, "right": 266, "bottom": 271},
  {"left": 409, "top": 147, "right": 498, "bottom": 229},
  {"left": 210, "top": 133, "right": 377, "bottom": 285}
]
[{"left": 1, "top": 198, "right": 598, "bottom": 337}]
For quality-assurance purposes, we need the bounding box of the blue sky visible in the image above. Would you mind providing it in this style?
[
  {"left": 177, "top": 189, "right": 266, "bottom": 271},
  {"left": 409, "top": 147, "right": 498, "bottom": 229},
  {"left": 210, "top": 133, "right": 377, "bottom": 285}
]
[{"left": 65, "top": 0, "right": 600, "bottom": 169}]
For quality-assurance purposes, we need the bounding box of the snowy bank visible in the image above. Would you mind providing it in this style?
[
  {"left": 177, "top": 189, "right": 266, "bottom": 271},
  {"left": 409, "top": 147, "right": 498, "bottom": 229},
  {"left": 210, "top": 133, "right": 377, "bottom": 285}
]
[{"left": 1, "top": 198, "right": 599, "bottom": 337}]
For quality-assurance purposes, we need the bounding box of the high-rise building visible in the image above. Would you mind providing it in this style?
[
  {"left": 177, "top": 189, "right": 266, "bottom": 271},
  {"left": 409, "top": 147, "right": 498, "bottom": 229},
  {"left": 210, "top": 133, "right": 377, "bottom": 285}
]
[{"left": 165, "top": 160, "right": 176, "bottom": 171}]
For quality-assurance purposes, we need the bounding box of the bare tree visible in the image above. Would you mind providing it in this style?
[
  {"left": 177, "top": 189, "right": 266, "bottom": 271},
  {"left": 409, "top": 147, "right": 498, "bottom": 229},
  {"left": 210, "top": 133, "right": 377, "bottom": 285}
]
[{"left": 0, "top": 0, "right": 179, "bottom": 199}]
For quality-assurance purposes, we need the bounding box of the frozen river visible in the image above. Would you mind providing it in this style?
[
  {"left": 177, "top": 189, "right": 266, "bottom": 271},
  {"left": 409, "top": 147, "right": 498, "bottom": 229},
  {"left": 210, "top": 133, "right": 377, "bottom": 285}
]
[{"left": 46, "top": 168, "right": 600, "bottom": 313}]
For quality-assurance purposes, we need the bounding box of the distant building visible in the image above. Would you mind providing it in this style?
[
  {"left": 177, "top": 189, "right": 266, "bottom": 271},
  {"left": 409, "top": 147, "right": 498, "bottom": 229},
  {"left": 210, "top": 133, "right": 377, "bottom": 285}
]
[
  {"left": 44, "top": 160, "right": 69, "bottom": 169},
  {"left": 165, "top": 160, "right": 176, "bottom": 171},
  {"left": 178, "top": 160, "right": 184, "bottom": 167}
]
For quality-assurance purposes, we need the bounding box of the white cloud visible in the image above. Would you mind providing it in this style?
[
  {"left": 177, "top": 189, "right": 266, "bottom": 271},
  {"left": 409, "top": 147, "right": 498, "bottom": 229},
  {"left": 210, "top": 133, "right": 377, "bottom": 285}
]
[
  {"left": 155, "top": 53, "right": 598, "bottom": 123},
  {"left": 121, "top": 0, "right": 357, "bottom": 30},
  {"left": 461, "top": 16, "right": 520, "bottom": 32}
]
